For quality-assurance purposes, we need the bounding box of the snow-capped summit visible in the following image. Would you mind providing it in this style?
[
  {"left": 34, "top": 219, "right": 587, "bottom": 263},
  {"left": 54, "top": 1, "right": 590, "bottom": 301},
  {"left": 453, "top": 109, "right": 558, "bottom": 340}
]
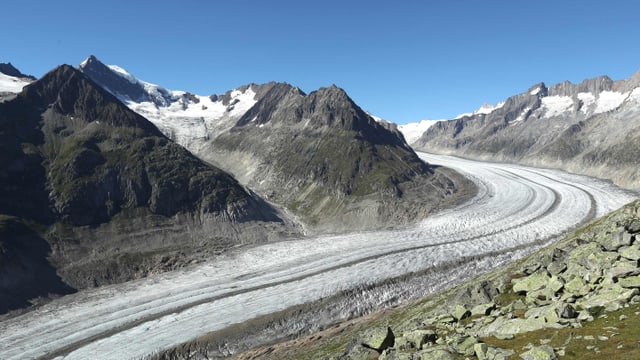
[
  {"left": 0, "top": 63, "right": 35, "bottom": 95},
  {"left": 79, "top": 55, "right": 260, "bottom": 148}
]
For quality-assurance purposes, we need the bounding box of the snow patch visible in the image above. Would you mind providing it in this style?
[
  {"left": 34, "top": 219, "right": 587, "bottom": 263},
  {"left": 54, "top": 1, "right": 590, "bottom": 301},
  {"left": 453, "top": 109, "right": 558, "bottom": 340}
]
[
  {"left": 398, "top": 119, "right": 441, "bottom": 144},
  {"left": 529, "top": 87, "right": 542, "bottom": 96},
  {"left": 0, "top": 73, "right": 31, "bottom": 93},
  {"left": 540, "top": 95, "right": 573, "bottom": 117},
  {"left": 455, "top": 101, "right": 505, "bottom": 119},
  {"left": 511, "top": 106, "right": 532, "bottom": 124},
  {"left": 594, "top": 91, "right": 626, "bottom": 114}
]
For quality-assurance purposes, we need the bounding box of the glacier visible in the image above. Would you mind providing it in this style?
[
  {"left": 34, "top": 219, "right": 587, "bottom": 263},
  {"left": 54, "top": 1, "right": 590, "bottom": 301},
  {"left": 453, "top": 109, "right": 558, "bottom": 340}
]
[{"left": 0, "top": 153, "right": 636, "bottom": 360}]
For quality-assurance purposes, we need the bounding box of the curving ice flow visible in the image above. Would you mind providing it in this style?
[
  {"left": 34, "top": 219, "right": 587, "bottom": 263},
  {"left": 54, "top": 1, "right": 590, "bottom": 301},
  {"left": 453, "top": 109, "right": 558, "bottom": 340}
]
[{"left": 1, "top": 153, "right": 637, "bottom": 360}]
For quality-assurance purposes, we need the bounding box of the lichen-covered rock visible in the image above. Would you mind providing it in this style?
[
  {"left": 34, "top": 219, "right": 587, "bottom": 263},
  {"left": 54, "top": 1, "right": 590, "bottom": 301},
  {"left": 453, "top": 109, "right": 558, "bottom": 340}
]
[
  {"left": 400, "top": 329, "right": 437, "bottom": 350},
  {"left": 619, "top": 274, "right": 640, "bottom": 288},
  {"left": 446, "top": 334, "right": 478, "bottom": 356},
  {"left": 471, "top": 302, "right": 496, "bottom": 316},
  {"left": 596, "top": 229, "right": 633, "bottom": 251},
  {"left": 524, "top": 305, "right": 560, "bottom": 324},
  {"left": 606, "top": 259, "right": 640, "bottom": 279},
  {"left": 512, "top": 270, "right": 550, "bottom": 294},
  {"left": 577, "top": 283, "right": 639, "bottom": 312},
  {"left": 519, "top": 344, "right": 557, "bottom": 360},
  {"left": 618, "top": 244, "right": 640, "bottom": 261},
  {"left": 360, "top": 326, "right": 395, "bottom": 353},
  {"left": 562, "top": 276, "right": 590, "bottom": 297},
  {"left": 451, "top": 304, "right": 471, "bottom": 321},
  {"left": 416, "top": 346, "right": 456, "bottom": 360},
  {"left": 378, "top": 348, "right": 413, "bottom": 360}
]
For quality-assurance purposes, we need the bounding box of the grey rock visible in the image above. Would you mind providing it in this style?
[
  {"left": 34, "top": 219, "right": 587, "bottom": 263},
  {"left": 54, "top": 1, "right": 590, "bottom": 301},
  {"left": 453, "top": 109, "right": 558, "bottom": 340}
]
[
  {"left": 619, "top": 275, "right": 640, "bottom": 288},
  {"left": 378, "top": 349, "right": 413, "bottom": 360},
  {"left": 618, "top": 244, "right": 640, "bottom": 261},
  {"left": 556, "top": 303, "right": 578, "bottom": 319},
  {"left": 416, "top": 345, "right": 456, "bottom": 360},
  {"left": 471, "top": 302, "right": 496, "bottom": 316},
  {"left": 597, "top": 230, "right": 633, "bottom": 251},
  {"left": 401, "top": 329, "right": 437, "bottom": 349},
  {"left": 451, "top": 304, "right": 471, "bottom": 321},
  {"left": 446, "top": 334, "right": 478, "bottom": 356},
  {"left": 519, "top": 344, "right": 557, "bottom": 360},
  {"left": 625, "top": 219, "right": 640, "bottom": 234},
  {"left": 359, "top": 326, "right": 395, "bottom": 353},
  {"left": 512, "top": 270, "right": 550, "bottom": 294}
]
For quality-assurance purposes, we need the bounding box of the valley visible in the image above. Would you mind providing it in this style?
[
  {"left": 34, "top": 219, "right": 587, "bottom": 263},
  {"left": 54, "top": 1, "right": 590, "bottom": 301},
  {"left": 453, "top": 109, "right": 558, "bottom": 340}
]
[{"left": 0, "top": 153, "right": 635, "bottom": 360}]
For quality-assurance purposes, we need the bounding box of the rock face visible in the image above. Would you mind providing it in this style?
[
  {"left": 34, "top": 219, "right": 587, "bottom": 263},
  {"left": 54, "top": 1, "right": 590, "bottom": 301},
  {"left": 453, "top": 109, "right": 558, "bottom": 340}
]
[
  {"left": 0, "top": 62, "right": 36, "bottom": 81},
  {"left": 0, "top": 65, "right": 290, "bottom": 314},
  {"left": 81, "top": 56, "right": 470, "bottom": 232},
  {"left": 414, "top": 70, "right": 640, "bottom": 190}
]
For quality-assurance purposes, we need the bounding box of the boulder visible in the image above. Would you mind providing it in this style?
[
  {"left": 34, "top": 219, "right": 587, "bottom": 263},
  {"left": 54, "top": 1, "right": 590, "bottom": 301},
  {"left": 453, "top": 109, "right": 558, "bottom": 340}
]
[
  {"left": 378, "top": 349, "right": 413, "bottom": 360},
  {"left": 487, "top": 346, "right": 516, "bottom": 360},
  {"left": 619, "top": 275, "right": 640, "bottom": 288},
  {"left": 359, "top": 326, "right": 395, "bottom": 353},
  {"left": 625, "top": 219, "right": 640, "bottom": 234},
  {"left": 556, "top": 303, "right": 578, "bottom": 319},
  {"left": 606, "top": 260, "right": 640, "bottom": 279},
  {"left": 524, "top": 305, "right": 560, "bottom": 324},
  {"left": 417, "top": 346, "right": 456, "bottom": 360},
  {"left": 563, "top": 277, "right": 590, "bottom": 297},
  {"left": 446, "top": 334, "right": 478, "bottom": 356},
  {"left": 471, "top": 302, "right": 496, "bottom": 316},
  {"left": 596, "top": 229, "right": 633, "bottom": 251},
  {"left": 401, "top": 329, "right": 437, "bottom": 349},
  {"left": 577, "top": 283, "right": 639, "bottom": 312},
  {"left": 584, "top": 251, "right": 619, "bottom": 273},
  {"left": 519, "top": 344, "right": 557, "bottom": 360},
  {"left": 512, "top": 271, "right": 550, "bottom": 294},
  {"left": 618, "top": 245, "right": 640, "bottom": 261},
  {"left": 547, "top": 260, "right": 567, "bottom": 276},
  {"left": 451, "top": 304, "right": 471, "bottom": 321},
  {"left": 474, "top": 342, "right": 489, "bottom": 360}
]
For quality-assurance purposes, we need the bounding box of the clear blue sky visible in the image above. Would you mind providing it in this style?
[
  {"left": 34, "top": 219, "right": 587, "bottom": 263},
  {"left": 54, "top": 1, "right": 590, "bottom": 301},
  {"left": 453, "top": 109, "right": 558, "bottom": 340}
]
[{"left": 4, "top": 0, "right": 639, "bottom": 124}]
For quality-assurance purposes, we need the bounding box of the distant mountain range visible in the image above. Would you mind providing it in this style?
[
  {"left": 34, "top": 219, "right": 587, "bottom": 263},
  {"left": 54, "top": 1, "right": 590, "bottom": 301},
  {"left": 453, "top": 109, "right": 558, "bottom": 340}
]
[{"left": 413, "top": 70, "right": 640, "bottom": 190}]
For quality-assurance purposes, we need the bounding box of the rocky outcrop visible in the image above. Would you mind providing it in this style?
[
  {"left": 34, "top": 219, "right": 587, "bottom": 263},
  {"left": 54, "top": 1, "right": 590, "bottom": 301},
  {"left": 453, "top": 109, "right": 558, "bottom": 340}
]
[
  {"left": 0, "top": 65, "right": 293, "bottom": 314},
  {"left": 414, "top": 70, "right": 640, "bottom": 190}
]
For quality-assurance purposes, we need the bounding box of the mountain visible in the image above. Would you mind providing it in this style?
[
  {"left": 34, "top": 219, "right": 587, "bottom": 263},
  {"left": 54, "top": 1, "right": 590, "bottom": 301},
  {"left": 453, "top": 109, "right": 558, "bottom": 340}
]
[
  {"left": 0, "top": 63, "right": 35, "bottom": 98},
  {"left": 414, "top": 70, "right": 640, "bottom": 190},
  {"left": 398, "top": 119, "right": 441, "bottom": 144},
  {"left": 0, "top": 65, "right": 291, "bottom": 314},
  {"left": 81, "top": 56, "right": 472, "bottom": 232}
]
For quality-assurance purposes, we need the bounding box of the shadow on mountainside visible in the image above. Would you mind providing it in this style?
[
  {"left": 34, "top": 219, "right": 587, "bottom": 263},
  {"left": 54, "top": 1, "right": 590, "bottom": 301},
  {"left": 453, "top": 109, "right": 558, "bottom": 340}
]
[{"left": 0, "top": 217, "right": 75, "bottom": 314}]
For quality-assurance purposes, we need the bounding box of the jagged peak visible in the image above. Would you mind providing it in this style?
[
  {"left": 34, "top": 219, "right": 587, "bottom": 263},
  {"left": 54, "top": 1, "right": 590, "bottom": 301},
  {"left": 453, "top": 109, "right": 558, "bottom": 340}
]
[{"left": 0, "top": 62, "right": 36, "bottom": 80}]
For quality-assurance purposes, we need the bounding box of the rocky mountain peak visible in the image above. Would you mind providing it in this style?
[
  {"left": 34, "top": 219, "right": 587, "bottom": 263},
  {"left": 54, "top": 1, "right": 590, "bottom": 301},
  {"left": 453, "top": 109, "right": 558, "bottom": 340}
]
[
  {"left": 526, "top": 82, "right": 547, "bottom": 97},
  {"left": 548, "top": 75, "right": 613, "bottom": 96},
  {"left": 78, "top": 55, "right": 151, "bottom": 105},
  {"left": 22, "top": 65, "right": 162, "bottom": 135},
  {"left": 0, "top": 62, "right": 36, "bottom": 80}
]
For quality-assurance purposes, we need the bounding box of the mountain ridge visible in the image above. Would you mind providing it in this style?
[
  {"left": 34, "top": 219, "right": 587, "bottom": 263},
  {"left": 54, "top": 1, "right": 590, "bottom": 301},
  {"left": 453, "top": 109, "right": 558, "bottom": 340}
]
[
  {"left": 81, "top": 55, "right": 472, "bottom": 233},
  {"left": 413, "top": 69, "right": 640, "bottom": 190}
]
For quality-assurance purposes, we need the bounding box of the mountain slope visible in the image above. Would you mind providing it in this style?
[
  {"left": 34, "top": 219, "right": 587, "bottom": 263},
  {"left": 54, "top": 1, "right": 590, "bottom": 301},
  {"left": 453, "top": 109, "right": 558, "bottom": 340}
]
[
  {"left": 81, "top": 56, "right": 472, "bottom": 232},
  {"left": 0, "top": 65, "right": 291, "bottom": 314},
  {"left": 413, "top": 70, "right": 640, "bottom": 189}
]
